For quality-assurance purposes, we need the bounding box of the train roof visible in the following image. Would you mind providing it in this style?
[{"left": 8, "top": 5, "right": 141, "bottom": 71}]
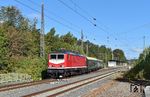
[
  {"left": 51, "top": 49, "right": 79, "bottom": 54},
  {"left": 50, "top": 51, "right": 85, "bottom": 57},
  {"left": 86, "top": 57, "right": 103, "bottom": 62}
]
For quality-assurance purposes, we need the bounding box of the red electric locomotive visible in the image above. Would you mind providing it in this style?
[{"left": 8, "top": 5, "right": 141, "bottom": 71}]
[{"left": 47, "top": 50, "right": 87, "bottom": 78}]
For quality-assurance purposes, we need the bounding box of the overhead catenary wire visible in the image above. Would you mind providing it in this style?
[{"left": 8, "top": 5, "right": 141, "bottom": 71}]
[
  {"left": 69, "top": 0, "right": 116, "bottom": 33},
  {"left": 14, "top": 0, "right": 80, "bottom": 33},
  {"left": 14, "top": 0, "right": 134, "bottom": 51},
  {"left": 118, "top": 22, "right": 150, "bottom": 36},
  {"left": 68, "top": 0, "right": 129, "bottom": 48},
  {"left": 59, "top": 1, "right": 149, "bottom": 59},
  {"left": 58, "top": 0, "right": 117, "bottom": 47},
  {"left": 70, "top": 0, "right": 111, "bottom": 34},
  {"left": 57, "top": 0, "right": 96, "bottom": 26},
  {"left": 68, "top": 0, "right": 119, "bottom": 47},
  {"left": 28, "top": 0, "right": 82, "bottom": 30},
  {"left": 29, "top": 0, "right": 115, "bottom": 43},
  {"left": 70, "top": 0, "right": 96, "bottom": 20}
]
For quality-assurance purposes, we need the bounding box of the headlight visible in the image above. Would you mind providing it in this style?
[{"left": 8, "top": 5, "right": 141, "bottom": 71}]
[{"left": 61, "top": 64, "right": 64, "bottom": 68}]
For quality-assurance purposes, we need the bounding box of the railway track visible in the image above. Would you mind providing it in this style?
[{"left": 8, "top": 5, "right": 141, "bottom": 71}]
[
  {"left": 0, "top": 67, "right": 113, "bottom": 92},
  {"left": 0, "top": 67, "right": 123, "bottom": 97},
  {"left": 23, "top": 69, "right": 119, "bottom": 97},
  {"left": 0, "top": 79, "right": 56, "bottom": 92}
]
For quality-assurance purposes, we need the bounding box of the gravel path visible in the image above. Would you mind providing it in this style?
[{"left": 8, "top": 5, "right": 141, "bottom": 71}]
[
  {"left": 58, "top": 72, "right": 142, "bottom": 97},
  {"left": 84, "top": 81, "right": 142, "bottom": 97}
]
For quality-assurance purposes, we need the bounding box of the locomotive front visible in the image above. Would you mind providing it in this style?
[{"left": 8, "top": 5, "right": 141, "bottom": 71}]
[
  {"left": 47, "top": 51, "right": 87, "bottom": 78},
  {"left": 47, "top": 53, "right": 66, "bottom": 78}
]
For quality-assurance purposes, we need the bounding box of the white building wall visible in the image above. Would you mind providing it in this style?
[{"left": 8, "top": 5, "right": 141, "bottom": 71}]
[{"left": 108, "top": 61, "right": 116, "bottom": 67}]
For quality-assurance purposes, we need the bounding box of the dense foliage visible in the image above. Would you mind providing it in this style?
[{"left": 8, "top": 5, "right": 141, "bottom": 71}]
[
  {"left": 0, "top": 6, "right": 126, "bottom": 80},
  {"left": 113, "top": 49, "right": 126, "bottom": 61},
  {"left": 125, "top": 47, "right": 150, "bottom": 80},
  {"left": 0, "top": 6, "right": 43, "bottom": 80}
]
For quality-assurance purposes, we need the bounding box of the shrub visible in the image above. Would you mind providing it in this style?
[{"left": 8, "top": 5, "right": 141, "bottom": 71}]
[{"left": 9, "top": 56, "right": 47, "bottom": 80}]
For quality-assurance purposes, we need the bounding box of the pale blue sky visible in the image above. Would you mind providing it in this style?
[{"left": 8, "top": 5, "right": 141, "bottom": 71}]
[{"left": 1, "top": 0, "right": 150, "bottom": 59}]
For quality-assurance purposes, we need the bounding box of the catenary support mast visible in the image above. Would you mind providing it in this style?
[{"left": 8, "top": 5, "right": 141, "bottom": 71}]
[{"left": 40, "top": 0, "right": 45, "bottom": 57}]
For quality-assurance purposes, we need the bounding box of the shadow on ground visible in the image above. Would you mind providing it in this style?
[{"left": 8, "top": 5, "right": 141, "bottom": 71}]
[{"left": 115, "top": 77, "right": 150, "bottom": 86}]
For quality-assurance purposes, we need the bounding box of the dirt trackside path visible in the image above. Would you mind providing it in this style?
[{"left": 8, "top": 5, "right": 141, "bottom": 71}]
[{"left": 83, "top": 73, "right": 142, "bottom": 97}]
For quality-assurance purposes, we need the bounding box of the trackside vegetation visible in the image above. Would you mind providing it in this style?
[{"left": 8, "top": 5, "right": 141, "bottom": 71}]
[
  {"left": 125, "top": 47, "right": 150, "bottom": 80},
  {"left": 0, "top": 6, "right": 126, "bottom": 80}
]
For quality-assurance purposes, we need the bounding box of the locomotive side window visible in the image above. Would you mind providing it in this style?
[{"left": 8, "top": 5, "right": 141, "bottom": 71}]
[
  {"left": 51, "top": 55, "right": 56, "bottom": 59},
  {"left": 58, "top": 55, "right": 64, "bottom": 59}
]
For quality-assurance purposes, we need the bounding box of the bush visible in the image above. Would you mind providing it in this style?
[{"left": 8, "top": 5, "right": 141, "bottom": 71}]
[
  {"left": 125, "top": 47, "right": 150, "bottom": 80},
  {"left": 9, "top": 56, "right": 47, "bottom": 80}
]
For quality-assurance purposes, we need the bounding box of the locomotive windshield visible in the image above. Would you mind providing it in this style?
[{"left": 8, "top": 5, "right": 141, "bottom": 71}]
[
  {"left": 50, "top": 54, "right": 64, "bottom": 59},
  {"left": 51, "top": 55, "right": 56, "bottom": 59},
  {"left": 58, "top": 55, "right": 64, "bottom": 59}
]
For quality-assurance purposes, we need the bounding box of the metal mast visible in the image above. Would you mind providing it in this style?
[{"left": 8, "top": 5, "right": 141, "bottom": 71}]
[
  {"left": 40, "top": 0, "right": 45, "bottom": 57},
  {"left": 86, "top": 43, "right": 88, "bottom": 56},
  {"left": 81, "top": 30, "right": 84, "bottom": 51},
  {"left": 86, "top": 38, "right": 88, "bottom": 56}
]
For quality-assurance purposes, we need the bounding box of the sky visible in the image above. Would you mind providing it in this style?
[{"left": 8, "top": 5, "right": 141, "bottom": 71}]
[{"left": 1, "top": 0, "right": 150, "bottom": 59}]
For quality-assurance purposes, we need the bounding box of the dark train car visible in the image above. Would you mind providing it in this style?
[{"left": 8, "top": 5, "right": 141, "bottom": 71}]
[
  {"left": 86, "top": 57, "right": 103, "bottom": 72},
  {"left": 47, "top": 51, "right": 87, "bottom": 77}
]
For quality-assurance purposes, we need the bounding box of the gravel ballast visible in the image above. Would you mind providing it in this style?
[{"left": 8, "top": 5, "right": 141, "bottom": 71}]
[
  {"left": 82, "top": 77, "right": 143, "bottom": 97},
  {"left": 95, "top": 81, "right": 142, "bottom": 97},
  {"left": 58, "top": 73, "right": 142, "bottom": 97},
  {"left": 0, "top": 68, "right": 117, "bottom": 97}
]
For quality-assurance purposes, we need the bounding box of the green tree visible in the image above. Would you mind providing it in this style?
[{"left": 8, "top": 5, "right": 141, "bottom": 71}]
[
  {"left": 0, "top": 6, "right": 39, "bottom": 57},
  {"left": 125, "top": 47, "right": 150, "bottom": 80},
  {"left": 45, "top": 27, "right": 60, "bottom": 53},
  {"left": 0, "top": 6, "right": 24, "bottom": 28},
  {"left": 45, "top": 29, "right": 81, "bottom": 54},
  {"left": 113, "top": 49, "right": 126, "bottom": 61},
  {"left": 61, "top": 32, "right": 77, "bottom": 46},
  {"left": 5, "top": 26, "right": 25, "bottom": 56},
  {"left": 0, "top": 27, "right": 9, "bottom": 72},
  {"left": 83, "top": 41, "right": 112, "bottom": 63}
]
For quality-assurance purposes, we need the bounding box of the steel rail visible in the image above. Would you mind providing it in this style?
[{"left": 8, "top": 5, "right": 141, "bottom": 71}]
[
  {"left": 23, "top": 69, "right": 120, "bottom": 97},
  {"left": 0, "top": 79, "right": 56, "bottom": 92}
]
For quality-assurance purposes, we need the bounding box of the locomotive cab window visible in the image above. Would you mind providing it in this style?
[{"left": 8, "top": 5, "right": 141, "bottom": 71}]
[
  {"left": 58, "top": 54, "right": 64, "bottom": 59},
  {"left": 51, "top": 55, "right": 56, "bottom": 59}
]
